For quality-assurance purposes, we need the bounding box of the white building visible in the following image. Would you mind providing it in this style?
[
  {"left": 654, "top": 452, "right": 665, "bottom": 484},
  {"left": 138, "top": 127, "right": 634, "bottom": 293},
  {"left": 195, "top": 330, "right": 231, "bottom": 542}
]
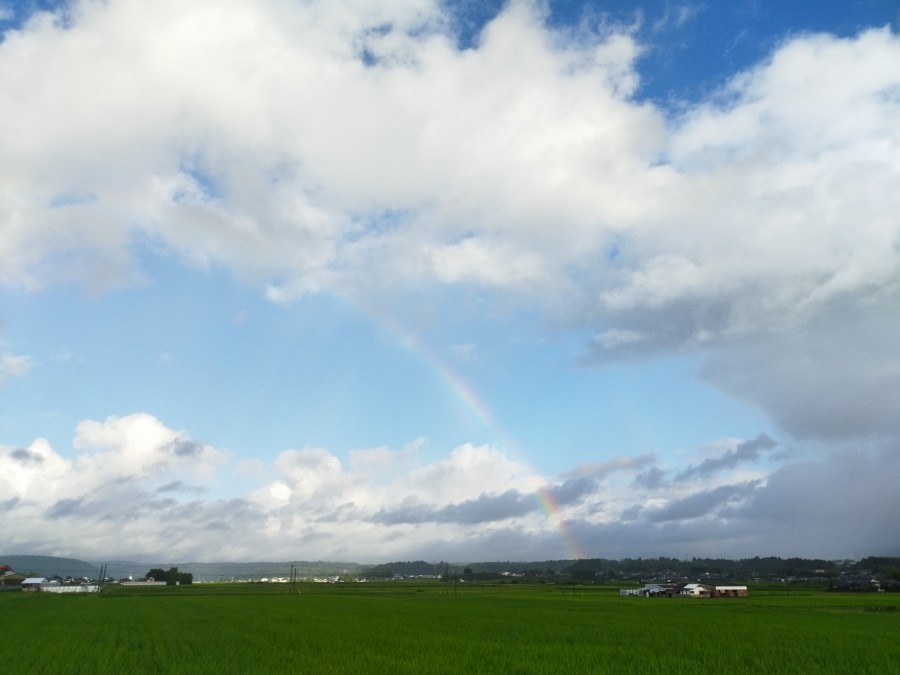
[
  {"left": 21, "top": 577, "right": 47, "bottom": 591},
  {"left": 681, "top": 583, "right": 713, "bottom": 598},
  {"left": 39, "top": 584, "right": 100, "bottom": 594}
]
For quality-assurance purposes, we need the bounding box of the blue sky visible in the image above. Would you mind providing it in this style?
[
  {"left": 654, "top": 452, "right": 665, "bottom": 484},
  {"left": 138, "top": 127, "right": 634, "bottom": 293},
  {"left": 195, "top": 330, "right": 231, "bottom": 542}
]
[{"left": 1, "top": 0, "right": 899, "bottom": 563}]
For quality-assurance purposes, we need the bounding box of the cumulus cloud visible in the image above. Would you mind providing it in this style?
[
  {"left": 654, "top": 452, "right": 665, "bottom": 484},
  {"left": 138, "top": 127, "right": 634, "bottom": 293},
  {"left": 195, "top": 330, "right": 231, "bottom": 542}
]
[
  {"left": 1, "top": 1, "right": 897, "bottom": 450},
  {"left": 1, "top": 1, "right": 899, "bottom": 561},
  {"left": 0, "top": 415, "right": 224, "bottom": 509},
  {"left": 73, "top": 413, "right": 226, "bottom": 482},
  {"left": 0, "top": 0, "right": 655, "bottom": 295},
  {"left": 4, "top": 417, "right": 895, "bottom": 561}
]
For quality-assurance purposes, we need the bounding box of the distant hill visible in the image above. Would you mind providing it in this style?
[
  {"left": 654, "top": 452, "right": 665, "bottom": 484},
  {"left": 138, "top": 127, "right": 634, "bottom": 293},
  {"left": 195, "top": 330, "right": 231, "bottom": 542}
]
[
  {"left": 166, "top": 561, "right": 369, "bottom": 582},
  {"left": 0, "top": 555, "right": 100, "bottom": 579},
  {"left": 96, "top": 560, "right": 369, "bottom": 581},
  {"left": 0, "top": 556, "right": 368, "bottom": 582}
]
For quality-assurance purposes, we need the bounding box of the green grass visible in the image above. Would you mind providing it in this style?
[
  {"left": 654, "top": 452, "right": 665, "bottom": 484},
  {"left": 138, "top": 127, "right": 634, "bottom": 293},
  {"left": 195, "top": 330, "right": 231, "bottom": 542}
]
[{"left": 1, "top": 584, "right": 898, "bottom": 674}]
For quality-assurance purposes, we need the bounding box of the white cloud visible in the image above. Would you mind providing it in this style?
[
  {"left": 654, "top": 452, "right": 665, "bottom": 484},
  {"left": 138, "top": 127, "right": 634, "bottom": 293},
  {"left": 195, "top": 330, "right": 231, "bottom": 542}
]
[
  {"left": 271, "top": 447, "right": 347, "bottom": 504},
  {"left": 72, "top": 413, "right": 226, "bottom": 484},
  {"left": 0, "top": 352, "right": 31, "bottom": 386},
  {"left": 395, "top": 443, "right": 537, "bottom": 504},
  {"left": 6, "top": 418, "right": 893, "bottom": 562},
  {"left": 0, "top": 0, "right": 658, "bottom": 296},
  {"left": 3, "top": 5, "right": 896, "bottom": 420},
  {"left": 651, "top": 2, "right": 704, "bottom": 33},
  {"left": 249, "top": 480, "right": 291, "bottom": 510},
  {"left": 5, "top": 4, "right": 895, "bottom": 358},
  {"left": 0, "top": 417, "right": 552, "bottom": 559},
  {"left": 2, "top": 2, "right": 900, "bottom": 560},
  {"left": 0, "top": 438, "right": 72, "bottom": 503}
]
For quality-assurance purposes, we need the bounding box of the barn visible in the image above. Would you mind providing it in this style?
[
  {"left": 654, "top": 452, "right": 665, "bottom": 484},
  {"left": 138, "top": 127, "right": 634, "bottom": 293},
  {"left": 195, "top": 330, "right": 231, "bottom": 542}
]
[
  {"left": 21, "top": 578, "right": 47, "bottom": 591},
  {"left": 681, "top": 583, "right": 713, "bottom": 598}
]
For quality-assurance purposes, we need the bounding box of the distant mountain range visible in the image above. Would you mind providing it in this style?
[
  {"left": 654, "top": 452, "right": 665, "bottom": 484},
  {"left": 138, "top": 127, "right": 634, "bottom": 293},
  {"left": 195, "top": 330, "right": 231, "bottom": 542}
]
[
  {"left": 0, "top": 556, "right": 550, "bottom": 581},
  {"left": 101, "top": 560, "right": 370, "bottom": 581},
  {"left": 0, "top": 555, "right": 368, "bottom": 581},
  {"left": 0, "top": 555, "right": 101, "bottom": 579}
]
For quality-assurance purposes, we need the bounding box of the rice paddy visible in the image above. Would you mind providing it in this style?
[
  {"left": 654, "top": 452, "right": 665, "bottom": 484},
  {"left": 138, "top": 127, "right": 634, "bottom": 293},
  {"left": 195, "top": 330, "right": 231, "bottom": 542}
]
[{"left": 2, "top": 583, "right": 897, "bottom": 674}]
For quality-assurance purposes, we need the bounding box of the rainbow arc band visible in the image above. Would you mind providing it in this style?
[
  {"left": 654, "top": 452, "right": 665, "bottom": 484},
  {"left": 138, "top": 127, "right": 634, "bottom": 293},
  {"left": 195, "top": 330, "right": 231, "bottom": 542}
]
[{"left": 352, "top": 295, "right": 585, "bottom": 560}]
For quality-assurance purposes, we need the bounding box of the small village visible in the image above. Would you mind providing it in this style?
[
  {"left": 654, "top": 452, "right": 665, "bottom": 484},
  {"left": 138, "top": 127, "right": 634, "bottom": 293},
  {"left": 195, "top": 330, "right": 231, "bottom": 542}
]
[
  {"left": 619, "top": 582, "right": 748, "bottom": 598},
  {"left": 3, "top": 556, "right": 897, "bottom": 596}
]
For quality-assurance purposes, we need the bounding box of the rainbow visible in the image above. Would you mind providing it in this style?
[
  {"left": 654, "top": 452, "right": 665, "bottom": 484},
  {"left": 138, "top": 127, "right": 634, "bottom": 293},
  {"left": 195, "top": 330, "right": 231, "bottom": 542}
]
[
  {"left": 534, "top": 484, "right": 585, "bottom": 561},
  {"left": 348, "top": 295, "right": 586, "bottom": 561},
  {"left": 396, "top": 328, "right": 498, "bottom": 439}
]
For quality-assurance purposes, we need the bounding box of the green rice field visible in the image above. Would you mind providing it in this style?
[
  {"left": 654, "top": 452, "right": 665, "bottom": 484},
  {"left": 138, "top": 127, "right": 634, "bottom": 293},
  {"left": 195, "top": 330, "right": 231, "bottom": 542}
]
[{"left": 2, "top": 583, "right": 898, "bottom": 674}]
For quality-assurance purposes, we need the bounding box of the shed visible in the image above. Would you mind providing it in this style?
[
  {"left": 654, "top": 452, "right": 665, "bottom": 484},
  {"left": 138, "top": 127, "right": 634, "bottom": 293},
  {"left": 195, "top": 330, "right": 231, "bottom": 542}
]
[
  {"left": 21, "top": 577, "right": 47, "bottom": 591},
  {"left": 681, "top": 583, "right": 713, "bottom": 598},
  {"left": 715, "top": 585, "right": 748, "bottom": 598},
  {"left": 1, "top": 570, "right": 26, "bottom": 585}
]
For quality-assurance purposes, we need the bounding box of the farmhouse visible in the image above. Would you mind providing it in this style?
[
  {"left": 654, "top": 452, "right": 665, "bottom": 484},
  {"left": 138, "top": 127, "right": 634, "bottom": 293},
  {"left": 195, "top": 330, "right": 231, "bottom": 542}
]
[
  {"left": 621, "top": 583, "right": 748, "bottom": 598},
  {"left": 681, "top": 583, "right": 713, "bottom": 598},
  {"left": 619, "top": 583, "right": 683, "bottom": 597},
  {"left": 619, "top": 584, "right": 656, "bottom": 597},
  {"left": 1, "top": 568, "right": 26, "bottom": 589}
]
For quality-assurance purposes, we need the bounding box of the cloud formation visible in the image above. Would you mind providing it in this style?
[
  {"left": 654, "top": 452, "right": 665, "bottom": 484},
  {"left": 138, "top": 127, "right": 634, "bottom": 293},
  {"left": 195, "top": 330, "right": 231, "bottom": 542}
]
[
  {"left": 675, "top": 434, "right": 776, "bottom": 481},
  {"left": 2, "top": 1, "right": 897, "bottom": 446},
  {"left": 1, "top": 413, "right": 896, "bottom": 561},
  {"left": 1, "top": 1, "right": 899, "bottom": 562}
]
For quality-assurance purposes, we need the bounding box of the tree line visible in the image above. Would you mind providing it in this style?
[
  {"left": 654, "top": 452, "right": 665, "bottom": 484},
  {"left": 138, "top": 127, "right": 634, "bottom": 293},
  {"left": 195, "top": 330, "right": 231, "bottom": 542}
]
[
  {"left": 145, "top": 566, "right": 193, "bottom": 585},
  {"left": 363, "top": 556, "right": 900, "bottom": 582}
]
